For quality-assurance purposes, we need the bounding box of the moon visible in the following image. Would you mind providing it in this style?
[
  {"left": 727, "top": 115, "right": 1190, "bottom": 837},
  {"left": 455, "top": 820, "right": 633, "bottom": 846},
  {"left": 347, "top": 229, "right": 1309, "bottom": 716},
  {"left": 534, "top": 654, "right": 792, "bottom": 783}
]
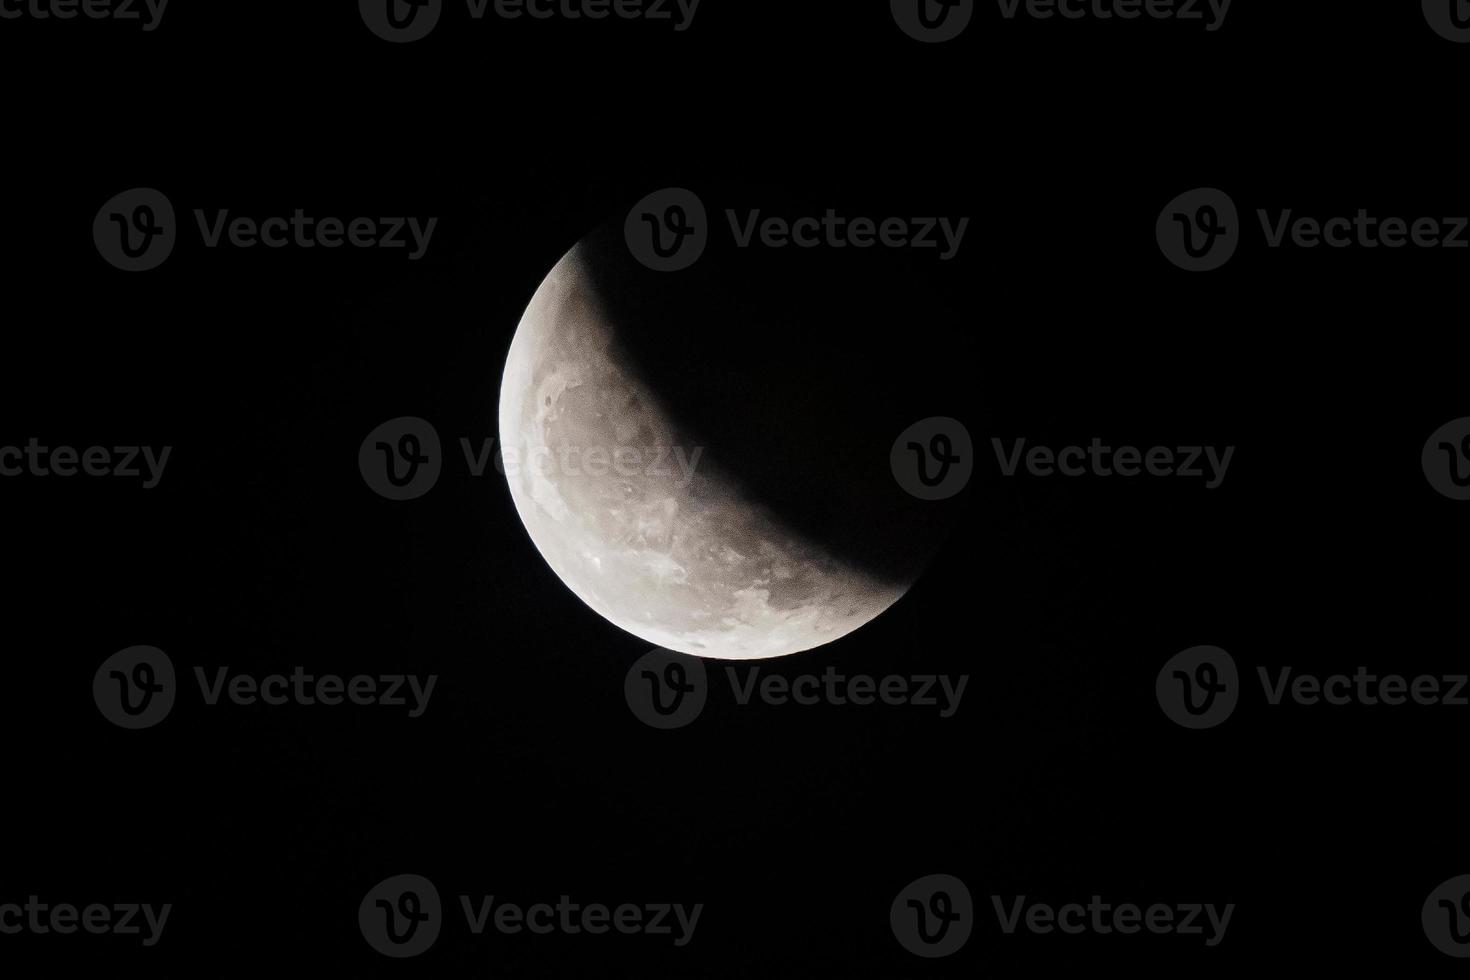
[{"left": 497, "top": 240, "right": 912, "bottom": 660}]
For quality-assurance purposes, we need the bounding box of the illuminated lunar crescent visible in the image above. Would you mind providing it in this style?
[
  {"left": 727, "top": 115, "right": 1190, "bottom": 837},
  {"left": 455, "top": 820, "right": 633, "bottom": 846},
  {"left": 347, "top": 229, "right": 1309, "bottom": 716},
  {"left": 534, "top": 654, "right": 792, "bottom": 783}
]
[{"left": 497, "top": 242, "right": 910, "bottom": 660}]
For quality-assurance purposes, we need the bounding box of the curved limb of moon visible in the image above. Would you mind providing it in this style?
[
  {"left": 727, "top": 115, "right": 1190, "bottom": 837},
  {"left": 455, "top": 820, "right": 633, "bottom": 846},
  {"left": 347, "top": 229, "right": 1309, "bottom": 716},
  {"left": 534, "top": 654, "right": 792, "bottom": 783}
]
[{"left": 499, "top": 244, "right": 908, "bottom": 660}]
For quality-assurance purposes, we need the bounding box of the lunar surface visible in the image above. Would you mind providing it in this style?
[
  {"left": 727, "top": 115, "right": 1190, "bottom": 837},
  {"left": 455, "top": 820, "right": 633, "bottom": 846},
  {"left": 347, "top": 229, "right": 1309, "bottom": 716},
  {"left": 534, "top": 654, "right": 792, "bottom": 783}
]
[{"left": 498, "top": 242, "right": 911, "bottom": 660}]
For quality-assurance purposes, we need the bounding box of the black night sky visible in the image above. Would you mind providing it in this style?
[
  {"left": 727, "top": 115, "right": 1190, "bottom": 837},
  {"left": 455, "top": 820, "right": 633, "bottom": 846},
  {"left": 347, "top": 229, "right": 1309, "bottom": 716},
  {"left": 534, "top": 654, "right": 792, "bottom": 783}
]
[{"left": 2, "top": 2, "right": 1468, "bottom": 975}]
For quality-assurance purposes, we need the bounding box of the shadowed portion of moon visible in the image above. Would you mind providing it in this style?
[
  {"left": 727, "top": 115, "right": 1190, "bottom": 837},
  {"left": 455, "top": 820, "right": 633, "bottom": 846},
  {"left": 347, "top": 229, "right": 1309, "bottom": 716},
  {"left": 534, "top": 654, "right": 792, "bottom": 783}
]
[
  {"left": 499, "top": 243, "right": 909, "bottom": 659},
  {"left": 572, "top": 218, "right": 962, "bottom": 589}
]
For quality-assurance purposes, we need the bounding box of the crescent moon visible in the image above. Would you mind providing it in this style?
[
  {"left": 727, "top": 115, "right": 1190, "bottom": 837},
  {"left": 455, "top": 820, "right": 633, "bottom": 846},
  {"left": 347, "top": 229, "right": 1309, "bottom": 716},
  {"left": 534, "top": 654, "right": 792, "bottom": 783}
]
[{"left": 498, "top": 242, "right": 910, "bottom": 660}]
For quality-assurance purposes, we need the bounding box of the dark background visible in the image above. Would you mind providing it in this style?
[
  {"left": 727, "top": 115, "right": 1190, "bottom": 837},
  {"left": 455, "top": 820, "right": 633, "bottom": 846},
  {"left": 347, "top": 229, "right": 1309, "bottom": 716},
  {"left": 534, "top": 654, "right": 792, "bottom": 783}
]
[{"left": 1, "top": 0, "right": 1465, "bottom": 973}]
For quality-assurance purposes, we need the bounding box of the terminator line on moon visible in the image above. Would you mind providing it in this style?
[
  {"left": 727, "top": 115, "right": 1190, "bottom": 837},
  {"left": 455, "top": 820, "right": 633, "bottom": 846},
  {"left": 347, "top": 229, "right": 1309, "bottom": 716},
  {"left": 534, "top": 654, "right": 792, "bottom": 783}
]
[{"left": 498, "top": 241, "right": 911, "bottom": 660}]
